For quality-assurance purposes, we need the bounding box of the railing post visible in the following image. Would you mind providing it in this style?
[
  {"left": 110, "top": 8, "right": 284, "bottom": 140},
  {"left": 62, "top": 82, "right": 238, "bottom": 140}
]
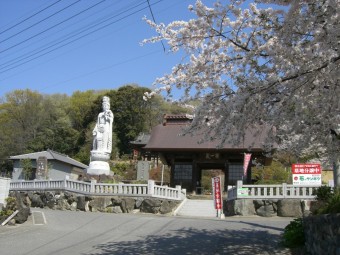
[
  {"left": 176, "top": 185, "right": 181, "bottom": 199},
  {"left": 236, "top": 180, "right": 243, "bottom": 189},
  {"left": 282, "top": 183, "right": 287, "bottom": 198},
  {"left": 64, "top": 177, "right": 67, "bottom": 190},
  {"left": 118, "top": 182, "right": 123, "bottom": 194},
  {"left": 148, "top": 180, "right": 155, "bottom": 196},
  {"left": 90, "top": 179, "right": 97, "bottom": 193}
]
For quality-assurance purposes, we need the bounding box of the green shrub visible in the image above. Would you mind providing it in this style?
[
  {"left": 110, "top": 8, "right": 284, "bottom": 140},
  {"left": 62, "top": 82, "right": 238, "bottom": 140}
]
[
  {"left": 282, "top": 218, "right": 305, "bottom": 248},
  {"left": 317, "top": 187, "right": 340, "bottom": 214},
  {"left": 312, "top": 186, "right": 340, "bottom": 215},
  {"left": 0, "top": 197, "right": 17, "bottom": 218},
  {"left": 0, "top": 209, "right": 14, "bottom": 217},
  {"left": 313, "top": 185, "right": 332, "bottom": 201}
]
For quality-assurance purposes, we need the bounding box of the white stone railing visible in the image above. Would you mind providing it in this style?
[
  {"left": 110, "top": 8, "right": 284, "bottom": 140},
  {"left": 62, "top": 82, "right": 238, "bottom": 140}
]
[
  {"left": 227, "top": 180, "right": 321, "bottom": 200},
  {"left": 9, "top": 179, "right": 186, "bottom": 201}
]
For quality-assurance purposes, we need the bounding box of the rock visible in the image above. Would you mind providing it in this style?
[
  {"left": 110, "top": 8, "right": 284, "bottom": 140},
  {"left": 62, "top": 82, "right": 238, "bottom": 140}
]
[
  {"left": 140, "top": 199, "right": 162, "bottom": 214},
  {"left": 256, "top": 204, "right": 276, "bottom": 217},
  {"left": 85, "top": 201, "right": 90, "bottom": 212},
  {"left": 70, "top": 202, "right": 77, "bottom": 211},
  {"left": 65, "top": 193, "right": 77, "bottom": 205},
  {"left": 77, "top": 196, "right": 86, "bottom": 211},
  {"left": 39, "top": 191, "right": 56, "bottom": 209},
  {"left": 106, "top": 206, "right": 123, "bottom": 213},
  {"left": 301, "top": 200, "right": 312, "bottom": 216},
  {"left": 18, "top": 192, "right": 30, "bottom": 207},
  {"left": 46, "top": 200, "right": 56, "bottom": 209},
  {"left": 253, "top": 200, "right": 264, "bottom": 210},
  {"left": 159, "top": 200, "right": 177, "bottom": 214},
  {"left": 135, "top": 197, "right": 143, "bottom": 208},
  {"left": 56, "top": 199, "right": 70, "bottom": 211},
  {"left": 111, "top": 197, "right": 122, "bottom": 206},
  {"left": 88, "top": 197, "right": 112, "bottom": 212},
  {"left": 12, "top": 191, "right": 26, "bottom": 209},
  {"left": 31, "top": 194, "right": 44, "bottom": 208},
  {"left": 14, "top": 207, "right": 30, "bottom": 224},
  {"left": 224, "top": 199, "right": 236, "bottom": 216},
  {"left": 254, "top": 200, "right": 277, "bottom": 217},
  {"left": 2, "top": 192, "right": 31, "bottom": 224},
  {"left": 277, "top": 199, "right": 302, "bottom": 217},
  {"left": 121, "top": 198, "right": 135, "bottom": 213},
  {"left": 234, "top": 199, "right": 256, "bottom": 216},
  {"left": 7, "top": 219, "right": 16, "bottom": 226}
]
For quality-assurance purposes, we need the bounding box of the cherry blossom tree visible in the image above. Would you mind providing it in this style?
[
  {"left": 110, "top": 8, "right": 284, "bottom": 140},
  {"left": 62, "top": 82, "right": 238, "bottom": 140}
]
[{"left": 142, "top": 0, "right": 340, "bottom": 185}]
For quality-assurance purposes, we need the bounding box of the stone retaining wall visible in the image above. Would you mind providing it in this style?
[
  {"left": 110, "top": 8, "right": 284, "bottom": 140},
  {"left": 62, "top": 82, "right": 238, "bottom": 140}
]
[
  {"left": 8, "top": 190, "right": 181, "bottom": 215},
  {"left": 303, "top": 214, "right": 340, "bottom": 255},
  {"left": 224, "top": 199, "right": 313, "bottom": 217}
]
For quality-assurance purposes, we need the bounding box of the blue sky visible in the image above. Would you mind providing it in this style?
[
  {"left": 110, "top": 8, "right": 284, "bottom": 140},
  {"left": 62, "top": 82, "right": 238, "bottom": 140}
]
[{"left": 0, "top": 0, "right": 206, "bottom": 98}]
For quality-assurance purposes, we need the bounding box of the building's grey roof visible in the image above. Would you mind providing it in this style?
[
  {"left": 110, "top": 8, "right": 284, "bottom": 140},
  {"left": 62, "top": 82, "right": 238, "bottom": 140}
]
[
  {"left": 130, "top": 133, "right": 151, "bottom": 145},
  {"left": 9, "top": 150, "right": 88, "bottom": 169}
]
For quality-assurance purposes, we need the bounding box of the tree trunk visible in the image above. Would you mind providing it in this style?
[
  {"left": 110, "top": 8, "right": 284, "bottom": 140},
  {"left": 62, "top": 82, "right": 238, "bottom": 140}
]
[{"left": 333, "top": 158, "right": 340, "bottom": 188}]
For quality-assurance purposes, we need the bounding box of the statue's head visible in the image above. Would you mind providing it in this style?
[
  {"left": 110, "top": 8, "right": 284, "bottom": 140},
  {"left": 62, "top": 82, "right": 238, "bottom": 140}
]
[{"left": 102, "top": 96, "right": 110, "bottom": 110}]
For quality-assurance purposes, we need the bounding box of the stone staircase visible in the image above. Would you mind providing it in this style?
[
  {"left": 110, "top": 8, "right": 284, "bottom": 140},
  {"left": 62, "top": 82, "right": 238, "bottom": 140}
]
[{"left": 175, "top": 198, "right": 218, "bottom": 218}]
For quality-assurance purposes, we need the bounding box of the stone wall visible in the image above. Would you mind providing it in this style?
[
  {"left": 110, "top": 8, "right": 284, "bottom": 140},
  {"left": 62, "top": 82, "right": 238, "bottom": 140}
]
[
  {"left": 8, "top": 190, "right": 180, "bottom": 216},
  {"left": 303, "top": 214, "right": 340, "bottom": 255},
  {"left": 224, "top": 199, "right": 313, "bottom": 217}
]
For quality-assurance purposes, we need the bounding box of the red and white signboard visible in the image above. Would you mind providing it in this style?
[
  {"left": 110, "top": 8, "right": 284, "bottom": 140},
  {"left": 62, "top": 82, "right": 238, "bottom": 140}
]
[
  {"left": 292, "top": 164, "right": 322, "bottom": 185},
  {"left": 212, "top": 177, "right": 222, "bottom": 210}
]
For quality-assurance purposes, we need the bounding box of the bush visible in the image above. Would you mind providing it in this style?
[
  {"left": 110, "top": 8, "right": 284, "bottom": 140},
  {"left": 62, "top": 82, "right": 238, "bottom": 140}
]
[
  {"left": 312, "top": 186, "right": 340, "bottom": 215},
  {"left": 282, "top": 218, "right": 305, "bottom": 248},
  {"left": 313, "top": 185, "right": 332, "bottom": 201},
  {"left": 0, "top": 197, "right": 17, "bottom": 219}
]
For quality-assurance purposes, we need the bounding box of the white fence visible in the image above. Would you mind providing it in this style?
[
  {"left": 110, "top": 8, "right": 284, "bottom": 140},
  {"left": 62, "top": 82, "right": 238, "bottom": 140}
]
[
  {"left": 227, "top": 180, "right": 320, "bottom": 200},
  {"left": 9, "top": 179, "right": 186, "bottom": 201}
]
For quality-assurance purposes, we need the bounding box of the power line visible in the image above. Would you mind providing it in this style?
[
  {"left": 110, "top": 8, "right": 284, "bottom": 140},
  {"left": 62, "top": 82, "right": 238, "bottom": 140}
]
[
  {"left": 147, "top": 0, "right": 166, "bottom": 52},
  {"left": 0, "top": 0, "right": 79, "bottom": 43},
  {"left": 0, "top": 0, "right": 148, "bottom": 71},
  {"left": 0, "top": 0, "right": 163, "bottom": 74},
  {"left": 0, "top": 0, "right": 123, "bottom": 65},
  {"left": 0, "top": 0, "right": 63, "bottom": 35},
  {"left": 0, "top": 0, "right": 107, "bottom": 55}
]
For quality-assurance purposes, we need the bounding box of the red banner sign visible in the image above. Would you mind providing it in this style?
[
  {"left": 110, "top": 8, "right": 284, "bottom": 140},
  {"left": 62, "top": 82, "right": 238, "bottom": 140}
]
[
  {"left": 212, "top": 177, "right": 222, "bottom": 210},
  {"left": 243, "top": 153, "right": 252, "bottom": 176}
]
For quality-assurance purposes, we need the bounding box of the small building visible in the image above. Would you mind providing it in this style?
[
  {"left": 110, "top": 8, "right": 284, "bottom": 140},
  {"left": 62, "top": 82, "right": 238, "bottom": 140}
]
[
  {"left": 139, "top": 114, "right": 273, "bottom": 193},
  {"left": 10, "top": 150, "right": 88, "bottom": 180}
]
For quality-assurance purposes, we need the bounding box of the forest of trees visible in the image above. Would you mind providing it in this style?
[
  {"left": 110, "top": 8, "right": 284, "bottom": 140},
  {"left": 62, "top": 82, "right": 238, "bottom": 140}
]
[{"left": 0, "top": 84, "right": 190, "bottom": 175}]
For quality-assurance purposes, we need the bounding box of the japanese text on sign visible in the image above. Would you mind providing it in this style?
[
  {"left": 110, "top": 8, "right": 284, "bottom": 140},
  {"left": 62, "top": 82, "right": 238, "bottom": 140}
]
[
  {"left": 292, "top": 164, "right": 321, "bottom": 174},
  {"left": 212, "top": 177, "right": 222, "bottom": 210}
]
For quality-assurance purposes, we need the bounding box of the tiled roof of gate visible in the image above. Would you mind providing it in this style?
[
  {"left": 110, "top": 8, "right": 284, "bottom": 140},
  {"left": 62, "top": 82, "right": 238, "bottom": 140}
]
[
  {"left": 144, "top": 124, "right": 271, "bottom": 151},
  {"left": 9, "top": 150, "right": 88, "bottom": 169}
]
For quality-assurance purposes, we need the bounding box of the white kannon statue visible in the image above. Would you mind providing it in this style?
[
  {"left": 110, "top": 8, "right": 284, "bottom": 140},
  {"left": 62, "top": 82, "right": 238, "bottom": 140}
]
[
  {"left": 92, "top": 96, "right": 113, "bottom": 153},
  {"left": 87, "top": 96, "right": 113, "bottom": 176}
]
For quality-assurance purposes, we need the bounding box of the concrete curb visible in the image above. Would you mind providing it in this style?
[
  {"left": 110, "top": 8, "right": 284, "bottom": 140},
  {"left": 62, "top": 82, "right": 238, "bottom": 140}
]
[{"left": 173, "top": 197, "right": 187, "bottom": 216}]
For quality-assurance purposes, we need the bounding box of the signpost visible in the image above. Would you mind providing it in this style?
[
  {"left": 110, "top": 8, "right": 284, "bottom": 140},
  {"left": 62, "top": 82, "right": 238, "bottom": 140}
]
[
  {"left": 36, "top": 156, "right": 48, "bottom": 180},
  {"left": 212, "top": 176, "right": 225, "bottom": 219},
  {"left": 292, "top": 163, "right": 322, "bottom": 185},
  {"left": 137, "top": 161, "right": 150, "bottom": 181}
]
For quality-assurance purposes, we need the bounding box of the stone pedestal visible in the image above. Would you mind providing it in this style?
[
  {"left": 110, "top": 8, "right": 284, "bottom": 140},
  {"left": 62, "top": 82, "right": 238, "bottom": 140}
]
[
  {"left": 86, "top": 151, "right": 110, "bottom": 176},
  {"left": 86, "top": 161, "right": 110, "bottom": 175}
]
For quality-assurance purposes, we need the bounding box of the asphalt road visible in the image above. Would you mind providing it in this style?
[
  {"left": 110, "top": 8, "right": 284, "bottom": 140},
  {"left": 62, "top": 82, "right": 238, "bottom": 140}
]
[{"left": 0, "top": 209, "right": 294, "bottom": 255}]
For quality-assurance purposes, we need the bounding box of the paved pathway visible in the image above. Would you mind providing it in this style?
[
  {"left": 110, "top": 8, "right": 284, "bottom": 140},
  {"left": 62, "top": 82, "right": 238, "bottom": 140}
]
[{"left": 0, "top": 209, "right": 294, "bottom": 255}]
